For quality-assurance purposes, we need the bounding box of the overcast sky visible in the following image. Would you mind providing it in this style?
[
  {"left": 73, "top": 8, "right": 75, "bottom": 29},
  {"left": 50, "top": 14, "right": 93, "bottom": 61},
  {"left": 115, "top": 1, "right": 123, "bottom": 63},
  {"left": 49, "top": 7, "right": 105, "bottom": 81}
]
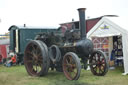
[{"left": 0, "top": 0, "right": 128, "bottom": 34}]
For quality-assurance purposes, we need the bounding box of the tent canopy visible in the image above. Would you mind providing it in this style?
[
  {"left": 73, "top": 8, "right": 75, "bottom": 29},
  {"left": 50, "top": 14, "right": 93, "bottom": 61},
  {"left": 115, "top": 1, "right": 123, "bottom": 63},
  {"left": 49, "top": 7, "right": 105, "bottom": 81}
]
[{"left": 87, "top": 17, "right": 128, "bottom": 75}]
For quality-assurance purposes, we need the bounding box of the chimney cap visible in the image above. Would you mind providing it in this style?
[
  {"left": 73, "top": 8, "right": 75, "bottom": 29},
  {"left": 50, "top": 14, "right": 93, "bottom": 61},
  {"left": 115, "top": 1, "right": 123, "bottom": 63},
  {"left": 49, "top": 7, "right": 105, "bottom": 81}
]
[
  {"left": 24, "top": 24, "right": 26, "bottom": 27},
  {"left": 77, "top": 8, "right": 86, "bottom": 11}
]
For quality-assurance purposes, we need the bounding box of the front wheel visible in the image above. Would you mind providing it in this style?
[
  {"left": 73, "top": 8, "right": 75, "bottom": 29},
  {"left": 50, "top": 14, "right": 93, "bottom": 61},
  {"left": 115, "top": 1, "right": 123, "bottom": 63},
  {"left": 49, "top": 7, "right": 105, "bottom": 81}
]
[
  {"left": 89, "top": 50, "right": 109, "bottom": 76},
  {"left": 63, "top": 52, "right": 81, "bottom": 80}
]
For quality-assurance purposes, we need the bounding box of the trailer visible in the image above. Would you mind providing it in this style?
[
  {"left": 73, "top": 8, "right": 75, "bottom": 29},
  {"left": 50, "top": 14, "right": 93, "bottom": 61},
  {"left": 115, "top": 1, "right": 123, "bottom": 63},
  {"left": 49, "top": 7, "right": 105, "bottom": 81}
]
[{"left": 8, "top": 25, "right": 57, "bottom": 64}]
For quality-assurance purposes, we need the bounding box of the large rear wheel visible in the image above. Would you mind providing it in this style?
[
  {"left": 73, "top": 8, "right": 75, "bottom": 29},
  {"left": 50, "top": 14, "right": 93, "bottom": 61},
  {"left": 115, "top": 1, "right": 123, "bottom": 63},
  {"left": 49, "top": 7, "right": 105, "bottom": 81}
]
[{"left": 24, "top": 40, "right": 49, "bottom": 76}]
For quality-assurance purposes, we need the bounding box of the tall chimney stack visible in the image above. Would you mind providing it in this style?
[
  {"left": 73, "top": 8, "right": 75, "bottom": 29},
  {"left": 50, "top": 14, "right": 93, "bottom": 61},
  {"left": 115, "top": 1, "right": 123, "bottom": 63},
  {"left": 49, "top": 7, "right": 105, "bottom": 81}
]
[{"left": 77, "top": 8, "right": 86, "bottom": 39}]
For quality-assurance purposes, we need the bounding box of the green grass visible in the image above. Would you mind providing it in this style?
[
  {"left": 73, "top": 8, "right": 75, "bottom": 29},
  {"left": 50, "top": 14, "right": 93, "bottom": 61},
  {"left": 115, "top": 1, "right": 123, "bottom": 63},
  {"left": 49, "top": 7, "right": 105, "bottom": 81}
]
[{"left": 0, "top": 65, "right": 128, "bottom": 85}]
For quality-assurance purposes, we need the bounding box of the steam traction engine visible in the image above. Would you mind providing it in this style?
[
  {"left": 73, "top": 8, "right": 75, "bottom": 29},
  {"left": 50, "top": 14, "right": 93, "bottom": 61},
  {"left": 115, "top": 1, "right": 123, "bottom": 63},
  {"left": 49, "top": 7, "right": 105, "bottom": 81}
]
[{"left": 24, "top": 8, "right": 109, "bottom": 80}]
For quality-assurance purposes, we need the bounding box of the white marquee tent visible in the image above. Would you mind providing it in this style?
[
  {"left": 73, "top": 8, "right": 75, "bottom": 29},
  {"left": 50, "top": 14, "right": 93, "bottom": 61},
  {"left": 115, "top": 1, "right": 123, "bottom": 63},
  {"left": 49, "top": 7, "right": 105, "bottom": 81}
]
[{"left": 87, "top": 17, "right": 128, "bottom": 75}]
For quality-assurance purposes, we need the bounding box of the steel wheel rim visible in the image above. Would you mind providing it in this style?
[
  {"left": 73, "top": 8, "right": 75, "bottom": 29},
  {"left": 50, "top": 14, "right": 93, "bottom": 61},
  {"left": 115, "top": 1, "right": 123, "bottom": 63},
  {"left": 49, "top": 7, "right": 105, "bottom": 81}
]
[
  {"left": 63, "top": 55, "right": 78, "bottom": 80},
  {"left": 90, "top": 51, "right": 107, "bottom": 75},
  {"left": 24, "top": 42, "right": 43, "bottom": 76}
]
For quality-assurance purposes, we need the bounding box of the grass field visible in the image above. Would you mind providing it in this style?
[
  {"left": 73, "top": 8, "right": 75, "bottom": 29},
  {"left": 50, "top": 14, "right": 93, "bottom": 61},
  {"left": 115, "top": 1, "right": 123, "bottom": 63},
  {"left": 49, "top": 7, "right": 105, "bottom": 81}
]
[{"left": 0, "top": 65, "right": 128, "bottom": 85}]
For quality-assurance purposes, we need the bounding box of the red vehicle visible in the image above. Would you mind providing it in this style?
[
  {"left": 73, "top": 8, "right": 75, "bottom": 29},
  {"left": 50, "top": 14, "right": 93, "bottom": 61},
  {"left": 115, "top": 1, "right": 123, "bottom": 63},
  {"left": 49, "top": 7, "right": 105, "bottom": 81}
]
[{"left": 0, "top": 39, "right": 9, "bottom": 63}]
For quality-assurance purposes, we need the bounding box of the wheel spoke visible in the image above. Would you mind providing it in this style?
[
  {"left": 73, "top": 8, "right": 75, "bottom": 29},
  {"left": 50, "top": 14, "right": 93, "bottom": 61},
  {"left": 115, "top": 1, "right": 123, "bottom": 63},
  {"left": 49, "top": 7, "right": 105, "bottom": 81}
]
[
  {"left": 26, "top": 51, "right": 33, "bottom": 56},
  {"left": 37, "top": 52, "right": 42, "bottom": 58},
  {"left": 93, "top": 65, "right": 97, "bottom": 72},
  {"left": 26, "top": 60, "right": 33, "bottom": 63},
  {"left": 35, "top": 46, "right": 40, "bottom": 55},
  {"left": 91, "top": 61, "right": 98, "bottom": 65},
  {"left": 66, "top": 59, "right": 69, "bottom": 64},
  {"left": 99, "top": 65, "right": 104, "bottom": 73},
  {"left": 101, "top": 64, "right": 105, "bottom": 70},
  {"left": 31, "top": 44, "right": 36, "bottom": 51},
  {"left": 69, "top": 56, "right": 73, "bottom": 64}
]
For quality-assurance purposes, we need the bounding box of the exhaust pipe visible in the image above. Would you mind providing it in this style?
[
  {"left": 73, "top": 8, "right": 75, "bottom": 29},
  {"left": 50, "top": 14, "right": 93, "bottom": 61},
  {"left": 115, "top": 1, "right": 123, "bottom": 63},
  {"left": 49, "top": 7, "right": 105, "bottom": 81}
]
[{"left": 78, "top": 8, "right": 86, "bottom": 40}]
